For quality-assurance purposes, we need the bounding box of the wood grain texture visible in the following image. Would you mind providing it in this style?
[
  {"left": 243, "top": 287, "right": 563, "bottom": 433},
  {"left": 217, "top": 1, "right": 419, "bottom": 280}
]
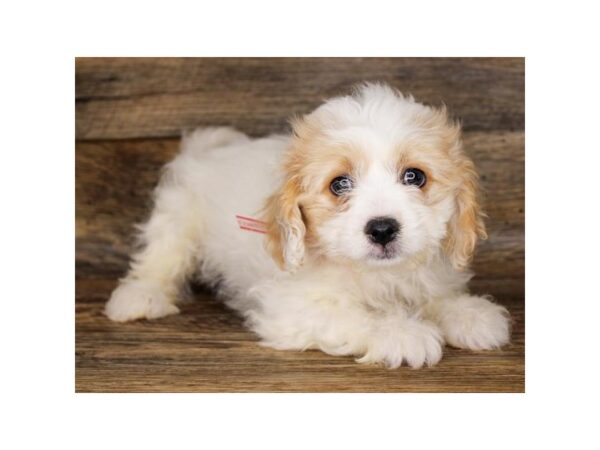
[
  {"left": 76, "top": 57, "right": 524, "bottom": 140},
  {"left": 75, "top": 131, "right": 524, "bottom": 300},
  {"left": 76, "top": 279, "right": 524, "bottom": 393}
]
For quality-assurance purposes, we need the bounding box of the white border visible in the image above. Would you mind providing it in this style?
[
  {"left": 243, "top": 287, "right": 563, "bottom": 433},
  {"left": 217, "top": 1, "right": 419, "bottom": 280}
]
[{"left": 3, "top": 0, "right": 600, "bottom": 448}]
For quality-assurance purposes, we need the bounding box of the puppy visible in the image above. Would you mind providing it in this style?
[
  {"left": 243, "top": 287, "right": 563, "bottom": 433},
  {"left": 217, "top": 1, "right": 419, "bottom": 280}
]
[{"left": 105, "top": 83, "right": 510, "bottom": 368}]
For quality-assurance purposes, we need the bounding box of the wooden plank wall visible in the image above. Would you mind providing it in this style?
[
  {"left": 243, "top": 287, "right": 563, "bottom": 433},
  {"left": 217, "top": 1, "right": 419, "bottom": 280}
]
[{"left": 75, "top": 57, "right": 524, "bottom": 301}]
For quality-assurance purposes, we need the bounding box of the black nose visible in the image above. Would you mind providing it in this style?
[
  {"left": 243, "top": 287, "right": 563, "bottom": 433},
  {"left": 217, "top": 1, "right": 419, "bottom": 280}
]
[{"left": 364, "top": 217, "right": 400, "bottom": 246}]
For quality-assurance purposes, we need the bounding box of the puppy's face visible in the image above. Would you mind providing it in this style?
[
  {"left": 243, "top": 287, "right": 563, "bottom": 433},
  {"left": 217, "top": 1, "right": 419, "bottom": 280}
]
[{"left": 265, "top": 84, "right": 486, "bottom": 271}]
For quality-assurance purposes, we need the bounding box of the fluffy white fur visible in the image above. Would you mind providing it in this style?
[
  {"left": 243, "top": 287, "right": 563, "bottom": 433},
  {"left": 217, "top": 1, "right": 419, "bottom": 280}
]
[{"left": 105, "top": 83, "right": 510, "bottom": 368}]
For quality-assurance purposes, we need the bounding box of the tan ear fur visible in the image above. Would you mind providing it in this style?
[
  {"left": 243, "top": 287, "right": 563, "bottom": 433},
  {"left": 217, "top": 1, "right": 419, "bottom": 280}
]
[
  {"left": 444, "top": 157, "right": 487, "bottom": 270},
  {"left": 263, "top": 175, "right": 306, "bottom": 271}
]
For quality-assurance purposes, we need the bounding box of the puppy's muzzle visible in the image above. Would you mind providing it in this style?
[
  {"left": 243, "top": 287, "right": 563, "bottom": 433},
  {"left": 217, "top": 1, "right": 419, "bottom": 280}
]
[{"left": 365, "top": 217, "right": 400, "bottom": 247}]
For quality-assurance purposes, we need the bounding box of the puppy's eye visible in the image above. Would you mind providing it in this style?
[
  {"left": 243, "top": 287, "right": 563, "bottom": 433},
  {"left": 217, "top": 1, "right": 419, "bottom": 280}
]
[
  {"left": 401, "top": 168, "right": 426, "bottom": 188},
  {"left": 330, "top": 175, "right": 354, "bottom": 196}
]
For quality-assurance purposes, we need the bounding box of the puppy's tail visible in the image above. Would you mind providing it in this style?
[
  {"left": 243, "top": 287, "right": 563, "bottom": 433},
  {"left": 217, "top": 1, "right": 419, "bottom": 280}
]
[{"left": 181, "top": 126, "right": 249, "bottom": 156}]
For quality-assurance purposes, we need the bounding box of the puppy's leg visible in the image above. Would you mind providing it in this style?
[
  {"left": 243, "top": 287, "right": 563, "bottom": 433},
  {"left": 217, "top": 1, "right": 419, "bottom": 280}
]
[
  {"left": 426, "top": 295, "right": 511, "bottom": 350},
  {"left": 105, "top": 180, "right": 201, "bottom": 322},
  {"left": 354, "top": 309, "right": 444, "bottom": 369},
  {"left": 247, "top": 281, "right": 443, "bottom": 368}
]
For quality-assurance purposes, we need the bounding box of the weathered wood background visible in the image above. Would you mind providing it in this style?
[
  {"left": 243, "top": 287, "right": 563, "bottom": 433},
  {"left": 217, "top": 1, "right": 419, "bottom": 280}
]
[{"left": 75, "top": 57, "right": 524, "bottom": 392}]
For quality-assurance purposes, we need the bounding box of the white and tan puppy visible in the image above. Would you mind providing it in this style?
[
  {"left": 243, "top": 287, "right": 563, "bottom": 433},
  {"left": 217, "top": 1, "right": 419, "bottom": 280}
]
[{"left": 105, "top": 83, "right": 510, "bottom": 368}]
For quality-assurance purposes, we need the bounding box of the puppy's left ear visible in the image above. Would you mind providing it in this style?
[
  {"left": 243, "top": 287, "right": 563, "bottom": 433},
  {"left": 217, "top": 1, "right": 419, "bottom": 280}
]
[
  {"left": 263, "top": 176, "right": 306, "bottom": 271},
  {"left": 444, "top": 156, "right": 487, "bottom": 270}
]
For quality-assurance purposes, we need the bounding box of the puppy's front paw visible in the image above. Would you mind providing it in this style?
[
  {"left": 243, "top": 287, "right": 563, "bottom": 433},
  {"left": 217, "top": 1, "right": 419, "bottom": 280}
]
[
  {"left": 438, "top": 295, "right": 510, "bottom": 351},
  {"left": 357, "top": 319, "right": 444, "bottom": 369},
  {"left": 104, "top": 280, "right": 180, "bottom": 322}
]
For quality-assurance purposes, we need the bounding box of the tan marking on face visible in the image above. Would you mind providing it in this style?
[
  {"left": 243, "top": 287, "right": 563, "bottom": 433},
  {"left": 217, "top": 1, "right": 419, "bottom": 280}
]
[
  {"left": 263, "top": 115, "right": 365, "bottom": 267},
  {"left": 294, "top": 140, "right": 363, "bottom": 254},
  {"left": 393, "top": 104, "right": 487, "bottom": 268},
  {"left": 393, "top": 108, "right": 465, "bottom": 201}
]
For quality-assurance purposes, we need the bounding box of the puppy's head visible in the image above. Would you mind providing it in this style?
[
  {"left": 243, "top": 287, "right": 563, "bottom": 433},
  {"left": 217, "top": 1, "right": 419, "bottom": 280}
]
[{"left": 264, "top": 83, "right": 486, "bottom": 271}]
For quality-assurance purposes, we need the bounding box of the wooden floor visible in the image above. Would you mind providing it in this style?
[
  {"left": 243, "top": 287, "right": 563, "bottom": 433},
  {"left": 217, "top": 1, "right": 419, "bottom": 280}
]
[{"left": 76, "top": 279, "right": 524, "bottom": 393}]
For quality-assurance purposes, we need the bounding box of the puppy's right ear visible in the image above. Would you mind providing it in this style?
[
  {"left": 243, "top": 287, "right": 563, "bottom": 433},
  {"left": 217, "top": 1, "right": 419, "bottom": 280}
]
[{"left": 263, "top": 176, "right": 306, "bottom": 271}]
